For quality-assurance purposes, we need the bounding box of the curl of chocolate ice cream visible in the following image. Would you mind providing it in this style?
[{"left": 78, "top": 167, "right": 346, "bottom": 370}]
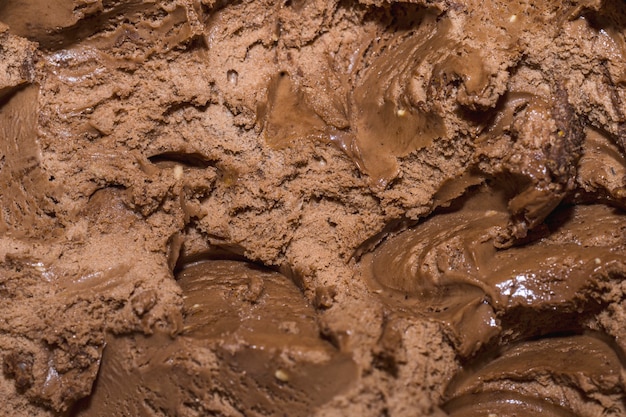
[{"left": 443, "top": 334, "right": 626, "bottom": 417}]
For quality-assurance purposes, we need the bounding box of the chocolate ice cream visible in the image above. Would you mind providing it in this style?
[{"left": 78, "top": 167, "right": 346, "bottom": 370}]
[{"left": 1, "top": 0, "right": 626, "bottom": 416}]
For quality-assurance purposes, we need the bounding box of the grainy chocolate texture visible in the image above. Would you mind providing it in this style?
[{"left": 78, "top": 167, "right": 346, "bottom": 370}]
[{"left": 1, "top": 0, "right": 626, "bottom": 416}]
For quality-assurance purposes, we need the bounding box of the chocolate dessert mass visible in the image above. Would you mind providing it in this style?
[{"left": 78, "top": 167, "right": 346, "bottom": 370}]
[{"left": 1, "top": 0, "right": 626, "bottom": 416}]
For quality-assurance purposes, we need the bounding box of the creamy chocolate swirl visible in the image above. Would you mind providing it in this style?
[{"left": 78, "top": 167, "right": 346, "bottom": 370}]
[{"left": 362, "top": 180, "right": 626, "bottom": 414}]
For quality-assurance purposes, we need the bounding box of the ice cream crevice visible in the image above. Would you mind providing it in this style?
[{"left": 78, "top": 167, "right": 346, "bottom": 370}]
[{"left": 147, "top": 151, "right": 215, "bottom": 168}]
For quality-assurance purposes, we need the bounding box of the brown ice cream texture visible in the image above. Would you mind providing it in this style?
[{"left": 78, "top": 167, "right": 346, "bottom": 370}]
[{"left": 1, "top": 0, "right": 626, "bottom": 416}]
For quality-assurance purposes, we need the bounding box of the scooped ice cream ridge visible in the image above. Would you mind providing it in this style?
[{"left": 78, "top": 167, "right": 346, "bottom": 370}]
[{"left": 1, "top": 1, "right": 626, "bottom": 416}]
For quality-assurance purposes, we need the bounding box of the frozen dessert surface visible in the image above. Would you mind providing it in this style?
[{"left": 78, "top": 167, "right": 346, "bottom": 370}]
[{"left": 1, "top": 0, "right": 626, "bottom": 416}]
